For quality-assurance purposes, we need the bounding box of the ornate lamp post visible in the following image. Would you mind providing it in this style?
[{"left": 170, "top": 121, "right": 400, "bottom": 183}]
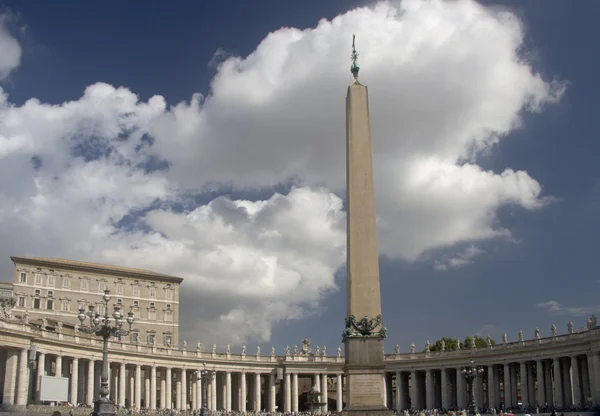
[
  {"left": 462, "top": 360, "right": 484, "bottom": 415},
  {"left": 78, "top": 289, "right": 134, "bottom": 416},
  {"left": 199, "top": 362, "right": 216, "bottom": 416}
]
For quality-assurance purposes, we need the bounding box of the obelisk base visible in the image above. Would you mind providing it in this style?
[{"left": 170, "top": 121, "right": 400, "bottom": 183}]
[{"left": 342, "top": 337, "right": 393, "bottom": 416}]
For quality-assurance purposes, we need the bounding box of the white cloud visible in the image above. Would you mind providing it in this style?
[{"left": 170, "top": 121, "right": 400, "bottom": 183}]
[
  {"left": 0, "top": 0, "right": 566, "bottom": 344},
  {"left": 434, "top": 245, "right": 484, "bottom": 271},
  {"left": 0, "top": 15, "right": 22, "bottom": 80},
  {"left": 536, "top": 301, "right": 600, "bottom": 317}
]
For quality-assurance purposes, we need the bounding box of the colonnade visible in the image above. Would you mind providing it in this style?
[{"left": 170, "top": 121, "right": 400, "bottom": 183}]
[
  {"left": 392, "top": 352, "right": 600, "bottom": 410},
  {"left": 0, "top": 347, "right": 344, "bottom": 412},
  {"left": 2, "top": 321, "right": 600, "bottom": 412}
]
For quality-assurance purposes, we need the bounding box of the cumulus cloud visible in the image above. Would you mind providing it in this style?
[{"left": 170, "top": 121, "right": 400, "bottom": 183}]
[
  {"left": 536, "top": 301, "right": 600, "bottom": 317},
  {"left": 0, "top": 15, "right": 22, "bottom": 80},
  {"left": 0, "top": 0, "right": 567, "bottom": 344}
]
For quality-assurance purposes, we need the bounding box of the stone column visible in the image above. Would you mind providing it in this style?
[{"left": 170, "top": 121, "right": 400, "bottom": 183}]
[
  {"left": 383, "top": 373, "right": 388, "bottom": 408},
  {"left": 562, "top": 359, "right": 573, "bottom": 407},
  {"left": 69, "top": 357, "right": 79, "bottom": 405},
  {"left": 207, "top": 379, "right": 212, "bottom": 410},
  {"left": 504, "top": 363, "right": 512, "bottom": 409},
  {"left": 397, "top": 372, "right": 404, "bottom": 410},
  {"left": 554, "top": 358, "right": 563, "bottom": 408},
  {"left": 211, "top": 372, "right": 217, "bottom": 411},
  {"left": 269, "top": 372, "right": 277, "bottom": 412},
  {"left": 594, "top": 354, "right": 600, "bottom": 407},
  {"left": 16, "top": 348, "right": 30, "bottom": 405},
  {"left": 181, "top": 369, "right": 187, "bottom": 410},
  {"left": 589, "top": 353, "right": 599, "bottom": 406},
  {"left": 476, "top": 374, "right": 484, "bottom": 409},
  {"left": 144, "top": 370, "right": 150, "bottom": 408},
  {"left": 3, "top": 349, "right": 18, "bottom": 404},
  {"left": 425, "top": 369, "right": 433, "bottom": 410},
  {"left": 254, "top": 373, "right": 261, "bottom": 411},
  {"left": 118, "top": 362, "right": 126, "bottom": 407},
  {"left": 520, "top": 361, "right": 529, "bottom": 409},
  {"left": 160, "top": 371, "right": 166, "bottom": 409},
  {"left": 487, "top": 366, "right": 496, "bottom": 409},
  {"left": 36, "top": 352, "right": 46, "bottom": 402},
  {"left": 527, "top": 362, "right": 536, "bottom": 407},
  {"left": 240, "top": 372, "right": 247, "bottom": 412},
  {"left": 196, "top": 372, "right": 202, "bottom": 411},
  {"left": 292, "top": 373, "right": 299, "bottom": 412},
  {"left": 87, "top": 360, "right": 94, "bottom": 406},
  {"left": 165, "top": 368, "right": 172, "bottom": 409},
  {"left": 510, "top": 364, "right": 518, "bottom": 408},
  {"left": 221, "top": 374, "right": 226, "bottom": 410},
  {"left": 545, "top": 361, "right": 554, "bottom": 405},
  {"left": 536, "top": 360, "right": 545, "bottom": 406},
  {"left": 55, "top": 355, "right": 62, "bottom": 377},
  {"left": 191, "top": 377, "right": 197, "bottom": 411},
  {"left": 129, "top": 368, "right": 134, "bottom": 407},
  {"left": 412, "top": 371, "right": 419, "bottom": 409},
  {"left": 150, "top": 366, "right": 157, "bottom": 410},
  {"left": 582, "top": 357, "right": 591, "bottom": 405},
  {"left": 284, "top": 372, "right": 291, "bottom": 412},
  {"left": 176, "top": 371, "right": 181, "bottom": 410},
  {"left": 224, "top": 371, "right": 231, "bottom": 411},
  {"left": 135, "top": 365, "right": 142, "bottom": 410},
  {"left": 337, "top": 374, "right": 344, "bottom": 412}
]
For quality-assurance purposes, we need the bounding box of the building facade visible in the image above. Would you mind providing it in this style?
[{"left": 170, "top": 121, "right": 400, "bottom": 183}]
[{"left": 10, "top": 257, "right": 183, "bottom": 348}]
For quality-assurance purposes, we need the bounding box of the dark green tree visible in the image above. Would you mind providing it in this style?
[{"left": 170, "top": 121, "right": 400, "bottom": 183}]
[
  {"left": 428, "top": 336, "right": 495, "bottom": 352},
  {"left": 463, "top": 335, "right": 495, "bottom": 349}
]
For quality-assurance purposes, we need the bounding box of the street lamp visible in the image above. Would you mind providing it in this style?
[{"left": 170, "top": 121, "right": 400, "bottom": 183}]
[
  {"left": 461, "top": 360, "right": 484, "bottom": 416},
  {"left": 78, "top": 289, "right": 134, "bottom": 416},
  {"left": 199, "top": 362, "right": 216, "bottom": 416}
]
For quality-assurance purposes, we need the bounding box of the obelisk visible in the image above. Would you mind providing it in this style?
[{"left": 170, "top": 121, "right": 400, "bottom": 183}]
[{"left": 342, "top": 35, "right": 389, "bottom": 416}]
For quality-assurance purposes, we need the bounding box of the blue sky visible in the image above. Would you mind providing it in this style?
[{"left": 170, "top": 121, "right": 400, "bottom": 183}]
[{"left": 0, "top": 0, "right": 598, "bottom": 353}]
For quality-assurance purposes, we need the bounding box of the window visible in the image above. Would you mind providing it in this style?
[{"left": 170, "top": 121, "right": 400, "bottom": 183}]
[
  {"left": 61, "top": 300, "right": 70, "bottom": 312},
  {"left": 34, "top": 289, "right": 40, "bottom": 296},
  {"left": 130, "top": 332, "right": 139, "bottom": 343},
  {"left": 166, "top": 304, "right": 171, "bottom": 310},
  {"left": 18, "top": 296, "right": 25, "bottom": 307},
  {"left": 62, "top": 276, "right": 70, "bottom": 289},
  {"left": 98, "top": 281, "right": 107, "bottom": 293},
  {"left": 133, "top": 300, "right": 139, "bottom": 306},
  {"left": 132, "top": 285, "right": 140, "bottom": 297},
  {"left": 115, "top": 282, "right": 124, "bottom": 295},
  {"left": 97, "top": 304, "right": 105, "bottom": 315},
  {"left": 117, "top": 298, "right": 122, "bottom": 305},
  {"left": 47, "top": 275, "right": 55, "bottom": 287},
  {"left": 165, "top": 287, "right": 173, "bottom": 300},
  {"left": 47, "top": 290, "right": 53, "bottom": 297},
  {"left": 34, "top": 273, "right": 42, "bottom": 286},
  {"left": 19, "top": 273, "right": 26, "bottom": 283},
  {"left": 149, "top": 286, "right": 156, "bottom": 299},
  {"left": 163, "top": 335, "right": 172, "bottom": 346},
  {"left": 164, "top": 311, "right": 173, "bottom": 322},
  {"left": 33, "top": 298, "right": 41, "bottom": 309},
  {"left": 80, "top": 279, "right": 89, "bottom": 292},
  {"left": 78, "top": 301, "right": 86, "bottom": 310},
  {"left": 148, "top": 310, "right": 156, "bottom": 321},
  {"left": 150, "top": 302, "right": 155, "bottom": 308},
  {"left": 147, "top": 334, "right": 155, "bottom": 345},
  {"left": 46, "top": 299, "right": 54, "bottom": 310}
]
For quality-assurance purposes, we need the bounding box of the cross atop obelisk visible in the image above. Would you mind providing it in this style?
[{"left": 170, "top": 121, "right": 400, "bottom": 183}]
[{"left": 342, "top": 35, "right": 389, "bottom": 416}]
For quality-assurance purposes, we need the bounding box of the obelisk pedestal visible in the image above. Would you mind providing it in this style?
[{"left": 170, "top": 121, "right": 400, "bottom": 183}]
[{"left": 342, "top": 36, "right": 391, "bottom": 416}]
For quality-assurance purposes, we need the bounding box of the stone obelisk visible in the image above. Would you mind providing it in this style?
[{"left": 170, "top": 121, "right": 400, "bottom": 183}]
[{"left": 342, "top": 35, "right": 389, "bottom": 416}]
